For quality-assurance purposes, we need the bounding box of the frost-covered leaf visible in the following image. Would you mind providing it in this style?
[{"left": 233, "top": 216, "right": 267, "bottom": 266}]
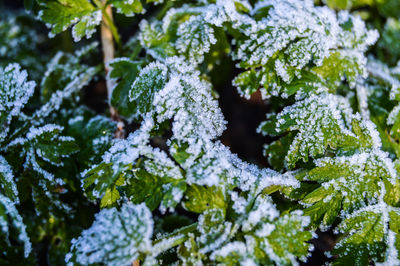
[
  {"left": 83, "top": 123, "right": 185, "bottom": 212},
  {"left": 0, "top": 64, "right": 35, "bottom": 143},
  {"left": 68, "top": 114, "right": 116, "bottom": 167},
  {"left": 78, "top": 53, "right": 305, "bottom": 264},
  {"left": 302, "top": 150, "right": 397, "bottom": 228},
  {"left": 82, "top": 126, "right": 149, "bottom": 204},
  {"left": 195, "top": 208, "right": 232, "bottom": 255},
  {"left": 0, "top": 14, "right": 38, "bottom": 60},
  {"left": 177, "top": 233, "right": 205, "bottom": 265},
  {"left": 0, "top": 156, "right": 18, "bottom": 203},
  {"left": 0, "top": 193, "right": 31, "bottom": 258},
  {"left": 332, "top": 203, "right": 400, "bottom": 265},
  {"left": 37, "top": 0, "right": 101, "bottom": 41},
  {"left": 0, "top": 13, "right": 47, "bottom": 80},
  {"left": 234, "top": 0, "right": 378, "bottom": 99},
  {"left": 138, "top": 20, "right": 176, "bottom": 60},
  {"left": 149, "top": 58, "right": 226, "bottom": 145},
  {"left": 110, "top": 0, "right": 143, "bottom": 17},
  {"left": 263, "top": 211, "right": 312, "bottom": 265},
  {"left": 41, "top": 43, "right": 99, "bottom": 103},
  {"left": 210, "top": 195, "right": 312, "bottom": 265},
  {"left": 130, "top": 61, "right": 167, "bottom": 115},
  {"left": 139, "top": 2, "right": 236, "bottom": 64},
  {"left": 313, "top": 51, "right": 365, "bottom": 90},
  {"left": 108, "top": 58, "right": 142, "bottom": 120},
  {"left": 8, "top": 124, "right": 78, "bottom": 185},
  {"left": 66, "top": 202, "right": 153, "bottom": 266},
  {"left": 333, "top": 207, "right": 386, "bottom": 265},
  {"left": 367, "top": 60, "right": 400, "bottom": 143},
  {"left": 83, "top": 161, "right": 129, "bottom": 204},
  {"left": 175, "top": 15, "right": 217, "bottom": 64},
  {"left": 1, "top": 0, "right": 399, "bottom": 264},
  {"left": 127, "top": 163, "right": 186, "bottom": 213},
  {"left": 260, "top": 94, "right": 366, "bottom": 167},
  {"left": 25, "top": 124, "right": 78, "bottom": 167},
  {"left": 233, "top": 69, "right": 262, "bottom": 100}
]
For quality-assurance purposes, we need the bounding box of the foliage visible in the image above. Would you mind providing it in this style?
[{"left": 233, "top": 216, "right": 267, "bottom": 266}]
[{"left": 1, "top": 0, "right": 400, "bottom": 265}]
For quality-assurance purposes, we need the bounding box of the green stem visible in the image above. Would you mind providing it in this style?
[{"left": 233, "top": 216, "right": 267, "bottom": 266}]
[
  {"left": 93, "top": 0, "right": 122, "bottom": 50},
  {"left": 102, "top": 9, "right": 122, "bottom": 50}
]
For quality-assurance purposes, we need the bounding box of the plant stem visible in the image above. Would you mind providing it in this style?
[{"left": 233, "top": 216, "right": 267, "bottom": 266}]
[{"left": 100, "top": 0, "right": 125, "bottom": 138}]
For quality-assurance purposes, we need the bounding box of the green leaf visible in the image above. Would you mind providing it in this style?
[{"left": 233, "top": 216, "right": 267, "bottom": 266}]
[
  {"left": 108, "top": 58, "right": 142, "bottom": 120},
  {"left": 7, "top": 124, "right": 80, "bottom": 187},
  {"left": 233, "top": 0, "right": 376, "bottom": 99},
  {"left": 0, "top": 14, "right": 47, "bottom": 80},
  {"left": 233, "top": 69, "right": 261, "bottom": 99},
  {"left": 100, "top": 187, "right": 120, "bottom": 208},
  {"left": 333, "top": 209, "right": 386, "bottom": 265},
  {"left": 196, "top": 208, "right": 231, "bottom": 253},
  {"left": 212, "top": 196, "right": 312, "bottom": 265},
  {"left": 109, "top": 0, "right": 143, "bottom": 16},
  {"left": 76, "top": 115, "right": 116, "bottom": 165},
  {"left": 0, "top": 193, "right": 31, "bottom": 258},
  {"left": 313, "top": 51, "right": 364, "bottom": 89},
  {"left": 127, "top": 164, "right": 186, "bottom": 213},
  {"left": 0, "top": 156, "right": 18, "bottom": 203},
  {"left": 325, "top": 0, "right": 352, "bottom": 9},
  {"left": 83, "top": 162, "right": 129, "bottom": 202},
  {"left": 301, "top": 151, "right": 396, "bottom": 227},
  {"left": 378, "top": 18, "right": 400, "bottom": 65},
  {"left": 266, "top": 212, "right": 313, "bottom": 264},
  {"left": 303, "top": 190, "right": 342, "bottom": 228},
  {"left": 37, "top": 0, "right": 101, "bottom": 41},
  {"left": 183, "top": 185, "right": 226, "bottom": 214},
  {"left": 262, "top": 133, "right": 293, "bottom": 171},
  {"left": 377, "top": 0, "right": 400, "bottom": 18},
  {"left": 41, "top": 43, "right": 99, "bottom": 103},
  {"left": 127, "top": 168, "right": 163, "bottom": 211},
  {"left": 129, "top": 61, "right": 168, "bottom": 114},
  {"left": 139, "top": 20, "right": 176, "bottom": 59},
  {"left": 0, "top": 64, "right": 35, "bottom": 143},
  {"left": 27, "top": 125, "right": 79, "bottom": 166},
  {"left": 24, "top": 0, "right": 35, "bottom": 10},
  {"left": 266, "top": 93, "right": 360, "bottom": 167}
]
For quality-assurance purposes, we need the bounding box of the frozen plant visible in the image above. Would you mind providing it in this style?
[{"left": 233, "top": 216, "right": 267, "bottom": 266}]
[{"left": 1, "top": 0, "right": 400, "bottom": 265}]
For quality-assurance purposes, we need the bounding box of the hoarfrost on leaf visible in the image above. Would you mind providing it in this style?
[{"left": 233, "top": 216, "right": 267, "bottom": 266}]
[
  {"left": 0, "top": 193, "right": 31, "bottom": 258},
  {"left": 67, "top": 202, "right": 153, "bottom": 266},
  {"left": 0, "top": 63, "right": 35, "bottom": 143}
]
